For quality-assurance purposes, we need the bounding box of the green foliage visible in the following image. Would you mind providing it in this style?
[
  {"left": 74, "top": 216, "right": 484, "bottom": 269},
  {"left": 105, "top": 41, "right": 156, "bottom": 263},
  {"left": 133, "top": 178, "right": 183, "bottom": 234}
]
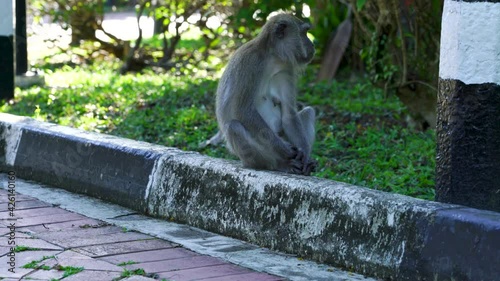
[
  {"left": 356, "top": 0, "right": 367, "bottom": 11},
  {"left": 57, "top": 266, "right": 84, "bottom": 278},
  {"left": 118, "top": 261, "right": 138, "bottom": 266},
  {"left": 306, "top": 0, "right": 350, "bottom": 56},
  {"left": 353, "top": 0, "right": 442, "bottom": 89},
  {"left": 1, "top": 62, "right": 435, "bottom": 200},
  {"left": 120, "top": 268, "right": 146, "bottom": 278},
  {"left": 29, "top": 0, "right": 103, "bottom": 27},
  {"left": 22, "top": 256, "right": 55, "bottom": 269},
  {"left": 14, "top": 245, "right": 40, "bottom": 252},
  {"left": 22, "top": 260, "right": 42, "bottom": 269},
  {"left": 228, "top": 0, "right": 349, "bottom": 59},
  {"left": 303, "top": 79, "right": 435, "bottom": 200}
]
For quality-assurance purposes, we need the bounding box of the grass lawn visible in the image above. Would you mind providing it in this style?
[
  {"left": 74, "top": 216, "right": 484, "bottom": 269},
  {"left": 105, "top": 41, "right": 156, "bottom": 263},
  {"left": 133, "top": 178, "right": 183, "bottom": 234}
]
[{"left": 1, "top": 60, "right": 436, "bottom": 200}]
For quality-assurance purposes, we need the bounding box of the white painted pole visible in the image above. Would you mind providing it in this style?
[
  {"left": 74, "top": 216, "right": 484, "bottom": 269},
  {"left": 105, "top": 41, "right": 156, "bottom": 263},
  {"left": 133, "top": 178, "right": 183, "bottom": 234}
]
[
  {"left": 437, "top": 0, "right": 500, "bottom": 212},
  {"left": 439, "top": 0, "right": 500, "bottom": 85}
]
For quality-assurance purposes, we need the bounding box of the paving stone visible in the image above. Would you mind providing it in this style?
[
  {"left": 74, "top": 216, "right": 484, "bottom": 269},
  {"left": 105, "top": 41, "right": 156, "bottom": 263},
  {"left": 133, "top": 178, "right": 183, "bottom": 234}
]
[
  {"left": 1, "top": 238, "right": 62, "bottom": 250},
  {"left": 55, "top": 250, "right": 123, "bottom": 272},
  {"left": 18, "top": 218, "right": 106, "bottom": 235},
  {"left": 0, "top": 249, "right": 61, "bottom": 267},
  {"left": 56, "top": 270, "right": 121, "bottom": 281},
  {"left": 126, "top": 255, "right": 226, "bottom": 273},
  {"left": 75, "top": 238, "right": 176, "bottom": 257},
  {"left": 24, "top": 269, "right": 65, "bottom": 280},
  {"left": 0, "top": 225, "right": 15, "bottom": 237},
  {"left": 121, "top": 276, "right": 158, "bottom": 281},
  {"left": 2, "top": 232, "right": 32, "bottom": 238},
  {"left": 0, "top": 207, "right": 71, "bottom": 219},
  {"left": 41, "top": 230, "right": 152, "bottom": 248},
  {"left": 0, "top": 266, "right": 33, "bottom": 279},
  {"left": 34, "top": 224, "right": 123, "bottom": 242},
  {"left": 35, "top": 256, "right": 59, "bottom": 268},
  {"left": 199, "top": 272, "right": 284, "bottom": 281},
  {"left": 0, "top": 191, "right": 37, "bottom": 203},
  {"left": 0, "top": 250, "right": 60, "bottom": 279},
  {"left": 0, "top": 246, "right": 11, "bottom": 256},
  {"left": 0, "top": 200, "right": 51, "bottom": 211},
  {"left": 16, "top": 212, "right": 88, "bottom": 227},
  {"left": 99, "top": 247, "right": 197, "bottom": 265},
  {"left": 0, "top": 221, "right": 20, "bottom": 237},
  {"left": 158, "top": 264, "right": 253, "bottom": 281}
]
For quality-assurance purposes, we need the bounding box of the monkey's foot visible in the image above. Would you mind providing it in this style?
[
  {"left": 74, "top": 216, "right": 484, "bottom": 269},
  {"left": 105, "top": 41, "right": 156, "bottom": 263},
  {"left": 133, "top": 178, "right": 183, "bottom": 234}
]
[{"left": 302, "top": 159, "right": 317, "bottom": 176}]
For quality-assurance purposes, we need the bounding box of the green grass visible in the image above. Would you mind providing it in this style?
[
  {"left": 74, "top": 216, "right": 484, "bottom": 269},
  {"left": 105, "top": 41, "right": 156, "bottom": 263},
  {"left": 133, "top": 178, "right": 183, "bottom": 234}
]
[
  {"left": 120, "top": 268, "right": 146, "bottom": 278},
  {"left": 14, "top": 245, "right": 40, "bottom": 252},
  {"left": 142, "top": 33, "right": 206, "bottom": 50},
  {"left": 118, "top": 260, "right": 138, "bottom": 266},
  {"left": 21, "top": 255, "right": 55, "bottom": 269},
  {"left": 55, "top": 265, "right": 84, "bottom": 278},
  {"left": 1, "top": 61, "right": 436, "bottom": 200}
]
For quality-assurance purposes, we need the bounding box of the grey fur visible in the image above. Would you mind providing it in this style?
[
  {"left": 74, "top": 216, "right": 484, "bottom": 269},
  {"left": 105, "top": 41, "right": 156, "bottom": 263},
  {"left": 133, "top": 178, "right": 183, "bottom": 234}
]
[{"left": 216, "top": 13, "right": 316, "bottom": 175}]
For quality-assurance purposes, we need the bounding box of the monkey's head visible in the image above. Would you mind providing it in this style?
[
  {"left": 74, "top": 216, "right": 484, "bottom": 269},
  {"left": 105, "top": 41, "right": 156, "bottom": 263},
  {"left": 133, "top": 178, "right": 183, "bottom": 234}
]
[{"left": 262, "top": 13, "right": 315, "bottom": 67}]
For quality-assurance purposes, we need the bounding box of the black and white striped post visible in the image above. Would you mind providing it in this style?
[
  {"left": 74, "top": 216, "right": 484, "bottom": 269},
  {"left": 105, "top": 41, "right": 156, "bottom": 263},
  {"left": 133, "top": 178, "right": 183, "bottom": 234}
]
[
  {"left": 437, "top": 0, "right": 500, "bottom": 212},
  {"left": 16, "top": 0, "right": 28, "bottom": 75},
  {"left": 0, "top": 0, "right": 15, "bottom": 100}
]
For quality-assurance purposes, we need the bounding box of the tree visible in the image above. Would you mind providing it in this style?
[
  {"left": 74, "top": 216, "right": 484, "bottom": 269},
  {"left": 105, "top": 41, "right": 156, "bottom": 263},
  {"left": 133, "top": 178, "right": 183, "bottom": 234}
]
[{"left": 350, "top": 0, "right": 443, "bottom": 129}]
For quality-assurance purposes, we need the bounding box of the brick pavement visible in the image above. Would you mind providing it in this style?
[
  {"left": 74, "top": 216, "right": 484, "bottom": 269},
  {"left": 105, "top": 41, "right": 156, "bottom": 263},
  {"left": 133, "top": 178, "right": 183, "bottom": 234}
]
[{"left": 0, "top": 189, "right": 283, "bottom": 281}]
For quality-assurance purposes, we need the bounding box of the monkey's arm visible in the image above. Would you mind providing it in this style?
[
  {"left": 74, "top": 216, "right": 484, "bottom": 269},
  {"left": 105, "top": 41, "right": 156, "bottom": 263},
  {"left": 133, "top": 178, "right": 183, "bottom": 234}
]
[
  {"left": 272, "top": 73, "right": 312, "bottom": 156},
  {"left": 282, "top": 112, "right": 311, "bottom": 154},
  {"left": 241, "top": 107, "right": 295, "bottom": 156}
]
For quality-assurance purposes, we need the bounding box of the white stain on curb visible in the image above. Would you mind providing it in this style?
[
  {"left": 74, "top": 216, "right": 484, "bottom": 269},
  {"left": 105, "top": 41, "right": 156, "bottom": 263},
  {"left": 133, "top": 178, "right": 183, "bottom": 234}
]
[{"left": 0, "top": 115, "right": 26, "bottom": 166}]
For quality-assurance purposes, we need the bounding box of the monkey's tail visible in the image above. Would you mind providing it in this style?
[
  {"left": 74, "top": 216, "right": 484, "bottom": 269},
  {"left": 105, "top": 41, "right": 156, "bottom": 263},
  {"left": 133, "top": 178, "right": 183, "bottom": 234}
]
[{"left": 199, "top": 130, "right": 224, "bottom": 148}]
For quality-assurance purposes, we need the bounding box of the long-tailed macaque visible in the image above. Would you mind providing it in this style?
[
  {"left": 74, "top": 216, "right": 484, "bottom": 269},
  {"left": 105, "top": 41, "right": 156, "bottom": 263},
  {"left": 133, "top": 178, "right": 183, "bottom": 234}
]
[{"left": 215, "top": 13, "right": 317, "bottom": 175}]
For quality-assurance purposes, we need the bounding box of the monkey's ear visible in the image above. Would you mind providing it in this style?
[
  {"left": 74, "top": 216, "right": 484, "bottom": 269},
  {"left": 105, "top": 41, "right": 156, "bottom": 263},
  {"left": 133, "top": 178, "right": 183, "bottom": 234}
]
[{"left": 275, "top": 22, "right": 288, "bottom": 39}]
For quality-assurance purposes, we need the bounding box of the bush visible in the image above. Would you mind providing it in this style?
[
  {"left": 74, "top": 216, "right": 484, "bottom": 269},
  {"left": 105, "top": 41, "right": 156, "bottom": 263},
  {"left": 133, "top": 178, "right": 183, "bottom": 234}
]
[{"left": 2, "top": 62, "right": 435, "bottom": 200}]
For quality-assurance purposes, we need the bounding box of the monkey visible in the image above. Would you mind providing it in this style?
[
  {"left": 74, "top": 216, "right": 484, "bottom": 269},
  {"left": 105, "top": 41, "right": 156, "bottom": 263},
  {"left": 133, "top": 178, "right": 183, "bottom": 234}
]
[{"left": 214, "top": 13, "right": 317, "bottom": 176}]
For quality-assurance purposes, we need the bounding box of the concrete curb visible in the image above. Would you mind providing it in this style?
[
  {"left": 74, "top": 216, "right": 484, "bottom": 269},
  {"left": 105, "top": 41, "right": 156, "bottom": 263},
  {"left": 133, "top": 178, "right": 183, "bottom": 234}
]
[{"left": 1, "top": 113, "right": 499, "bottom": 280}]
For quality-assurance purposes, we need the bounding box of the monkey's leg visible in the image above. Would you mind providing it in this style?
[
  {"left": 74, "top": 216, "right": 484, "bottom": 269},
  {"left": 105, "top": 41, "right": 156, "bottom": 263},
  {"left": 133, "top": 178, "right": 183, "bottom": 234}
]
[
  {"left": 225, "top": 120, "right": 300, "bottom": 172},
  {"left": 225, "top": 120, "right": 275, "bottom": 170},
  {"left": 298, "top": 106, "right": 316, "bottom": 153},
  {"left": 198, "top": 130, "right": 224, "bottom": 148},
  {"left": 298, "top": 106, "right": 317, "bottom": 175}
]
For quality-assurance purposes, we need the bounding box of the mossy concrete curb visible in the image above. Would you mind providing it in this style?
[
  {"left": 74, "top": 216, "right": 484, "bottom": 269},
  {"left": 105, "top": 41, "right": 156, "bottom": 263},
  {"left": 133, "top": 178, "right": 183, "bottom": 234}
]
[{"left": 1, "top": 113, "right": 499, "bottom": 280}]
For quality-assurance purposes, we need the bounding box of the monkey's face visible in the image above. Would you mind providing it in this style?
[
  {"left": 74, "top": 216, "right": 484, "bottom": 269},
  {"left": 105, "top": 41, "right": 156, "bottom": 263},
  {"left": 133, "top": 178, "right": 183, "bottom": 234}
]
[
  {"left": 296, "top": 23, "right": 315, "bottom": 64},
  {"left": 266, "top": 14, "right": 315, "bottom": 66}
]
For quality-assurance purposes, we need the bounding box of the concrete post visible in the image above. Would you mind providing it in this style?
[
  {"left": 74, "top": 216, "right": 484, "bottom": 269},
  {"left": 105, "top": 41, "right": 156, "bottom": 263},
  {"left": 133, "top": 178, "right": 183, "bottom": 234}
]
[
  {"left": 437, "top": 0, "right": 500, "bottom": 212},
  {"left": 0, "top": 0, "right": 15, "bottom": 100},
  {"left": 13, "top": 0, "right": 45, "bottom": 88},
  {"left": 16, "top": 0, "right": 28, "bottom": 75}
]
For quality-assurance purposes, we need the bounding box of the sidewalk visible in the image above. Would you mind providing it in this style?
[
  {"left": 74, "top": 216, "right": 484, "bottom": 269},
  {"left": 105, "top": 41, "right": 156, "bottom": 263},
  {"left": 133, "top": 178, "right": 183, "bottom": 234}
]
[
  {"left": 0, "top": 176, "right": 374, "bottom": 281},
  {"left": 0, "top": 189, "right": 282, "bottom": 281}
]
